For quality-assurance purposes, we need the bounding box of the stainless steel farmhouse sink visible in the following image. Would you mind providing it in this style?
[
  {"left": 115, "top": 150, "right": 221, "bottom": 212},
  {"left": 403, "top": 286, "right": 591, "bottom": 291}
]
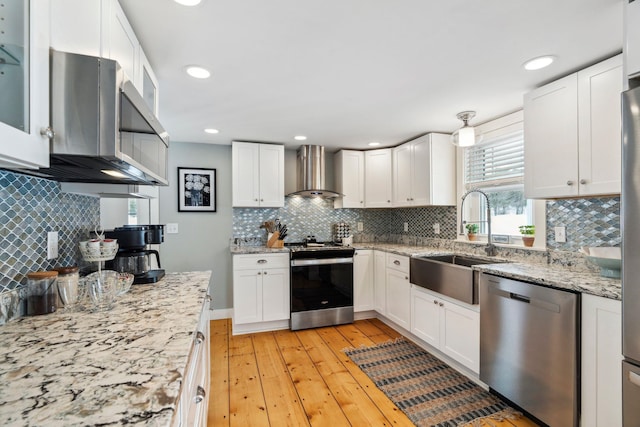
[{"left": 409, "top": 254, "right": 507, "bottom": 304}]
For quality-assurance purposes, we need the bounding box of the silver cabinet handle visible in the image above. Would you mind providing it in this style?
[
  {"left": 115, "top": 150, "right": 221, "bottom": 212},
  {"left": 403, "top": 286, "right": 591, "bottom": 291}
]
[
  {"left": 439, "top": 302, "right": 444, "bottom": 307},
  {"left": 260, "top": 199, "right": 264, "bottom": 202},
  {"left": 263, "top": 271, "right": 268, "bottom": 275},
  {"left": 405, "top": 276, "right": 408, "bottom": 280},
  {"left": 40, "top": 127, "right": 55, "bottom": 139},
  {"left": 394, "top": 260, "right": 401, "bottom": 265},
  {"left": 254, "top": 198, "right": 258, "bottom": 201},
  {"left": 433, "top": 300, "right": 438, "bottom": 305},
  {"left": 196, "top": 331, "right": 205, "bottom": 344},
  {"left": 360, "top": 200, "right": 363, "bottom": 203},
  {"left": 387, "top": 200, "right": 391, "bottom": 203},
  {"left": 630, "top": 371, "right": 640, "bottom": 387},
  {"left": 194, "top": 386, "right": 206, "bottom": 404},
  {"left": 257, "top": 272, "right": 262, "bottom": 275},
  {"left": 257, "top": 259, "right": 267, "bottom": 264},
  {"left": 580, "top": 179, "right": 587, "bottom": 185},
  {"left": 567, "top": 180, "right": 574, "bottom": 186},
  {"left": 406, "top": 198, "right": 410, "bottom": 201}
]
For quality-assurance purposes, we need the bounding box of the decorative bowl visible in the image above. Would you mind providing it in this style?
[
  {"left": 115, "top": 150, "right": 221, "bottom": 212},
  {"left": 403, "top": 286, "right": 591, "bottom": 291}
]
[
  {"left": 116, "top": 272, "right": 135, "bottom": 295},
  {"left": 586, "top": 256, "right": 621, "bottom": 279}
]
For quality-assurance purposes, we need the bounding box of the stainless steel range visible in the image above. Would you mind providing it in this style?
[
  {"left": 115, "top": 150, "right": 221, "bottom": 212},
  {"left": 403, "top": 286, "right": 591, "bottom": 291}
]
[{"left": 289, "top": 242, "right": 355, "bottom": 330}]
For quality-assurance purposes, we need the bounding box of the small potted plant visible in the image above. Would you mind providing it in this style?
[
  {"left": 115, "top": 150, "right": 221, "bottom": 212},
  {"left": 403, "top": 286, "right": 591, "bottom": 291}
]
[
  {"left": 519, "top": 225, "right": 535, "bottom": 247},
  {"left": 465, "top": 223, "right": 479, "bottom": 241}
]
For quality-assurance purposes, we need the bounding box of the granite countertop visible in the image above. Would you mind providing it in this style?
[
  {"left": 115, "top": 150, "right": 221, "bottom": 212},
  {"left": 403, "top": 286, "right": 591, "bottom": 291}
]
[
  {"left": 0, "top": 271, "right": 211, "bottom": 426},
  {"left": 229, "top": 243, "right": 621, "bottom": 300}
]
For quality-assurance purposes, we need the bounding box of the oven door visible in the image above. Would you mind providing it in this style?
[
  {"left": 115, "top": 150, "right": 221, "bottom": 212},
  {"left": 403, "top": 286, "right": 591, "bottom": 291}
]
[{"left": 290, "top": 257, "right": 353, "bottom": 313}]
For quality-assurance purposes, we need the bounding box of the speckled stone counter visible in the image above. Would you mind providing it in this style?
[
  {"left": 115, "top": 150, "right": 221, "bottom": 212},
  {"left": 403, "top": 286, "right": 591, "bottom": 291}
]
[
  {"left": 0, "top": 270, "right": 211, "bottom": 427},
  {"left": 229, "top": 244, "right": 289, "bottom": 254}
]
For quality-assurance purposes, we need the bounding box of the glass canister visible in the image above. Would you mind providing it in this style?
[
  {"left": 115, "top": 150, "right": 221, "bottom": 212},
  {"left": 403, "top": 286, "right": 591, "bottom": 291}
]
[
  {"left": 25, "top": 271, "right": 59, "bottom": 315},
  {"left": 54, "top": 266, "right": 79, "bottom": 308}
]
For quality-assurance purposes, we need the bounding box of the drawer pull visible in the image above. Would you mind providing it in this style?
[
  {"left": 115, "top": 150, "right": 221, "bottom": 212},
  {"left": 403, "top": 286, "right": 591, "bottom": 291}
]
[
  {"left": 394, "top": 260, "right": 401, "bottom": 266},
  {"left": 194, "top": 386, "right": 206, "bottom": 404},
  {"left": 257, "top": 259, "right": 268, "bottom": 264},
  {"left": 630, "top": 371, "right": 640, "bottom": 388},
  {"left": 196, "top": 331, "right": 205, "bottom": 344}
]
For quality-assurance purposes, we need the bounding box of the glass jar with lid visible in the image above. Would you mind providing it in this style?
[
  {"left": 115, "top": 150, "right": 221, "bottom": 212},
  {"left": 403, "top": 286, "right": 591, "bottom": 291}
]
[
  {"left": 25, "top": 271, "right": 59, "bottom": 315},
  {"left": 54, "top": 266, "right": 79, "bottom": 308}
]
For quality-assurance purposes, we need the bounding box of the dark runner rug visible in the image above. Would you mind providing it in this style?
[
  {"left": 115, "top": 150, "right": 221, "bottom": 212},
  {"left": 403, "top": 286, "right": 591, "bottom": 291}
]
[{"left": 344, "top": 339, "right": 522, "bottom": 427}]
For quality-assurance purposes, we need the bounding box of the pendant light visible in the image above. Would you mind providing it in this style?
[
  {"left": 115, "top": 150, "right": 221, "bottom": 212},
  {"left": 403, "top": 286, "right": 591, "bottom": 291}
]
[{"left": 451, "top": 111, "right": 477, "bottom": 147}]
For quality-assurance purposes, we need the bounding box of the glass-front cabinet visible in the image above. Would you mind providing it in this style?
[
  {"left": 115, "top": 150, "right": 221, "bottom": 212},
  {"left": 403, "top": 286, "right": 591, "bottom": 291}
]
[{"left": 0, "top": 0, "right": 50, "bottom": 168}]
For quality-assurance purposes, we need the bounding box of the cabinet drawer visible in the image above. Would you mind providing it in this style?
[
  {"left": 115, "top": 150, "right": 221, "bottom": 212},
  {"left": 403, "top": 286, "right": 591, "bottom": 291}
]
[
  {"left": 387, "top": 254, "right": 409, "bottom": 274},
  {"left": 234, "top": 253, "right": 289, "bottom": 270}
]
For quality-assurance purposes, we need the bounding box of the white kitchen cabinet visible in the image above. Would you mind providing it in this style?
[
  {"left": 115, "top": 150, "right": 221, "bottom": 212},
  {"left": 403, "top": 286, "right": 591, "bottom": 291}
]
[
  {"left": 374, "top": 251, "right": 387, "bottom": 315},
  {"left": 524, "top": 55, "right": 622, "bottom": 199},
  {"left": 411, "top": 286, "right": 480, "bottom": 373},
  {"left": 385, "top": 254, "right": 411, "bottom": 329},
  {"left": 139, "top": 49, "right": 159, "bottom": 116},
  {"left": 232, "top": 254, "right": 290, "bottom": 334},
  {"left": 582, "top": 294, "right": 622, "bottom": 427},
  {"left": 365, "top": 149, "right": 393, "bottom": 208},
  {"left": 626, "top": 0, "right": 640, "bottom": 79},
  {"left": 176, "top": 296, "right": 211, "bottom": 427},
  {"left": 102, "top": 0, "right": 139, "bottom": 84},
  {"left": 0, "top": 0, "right": 51, "bottom": 169},
  {"left": 51, "top": 0, "right": 101, "bottom": 57},
  {"left": 334, "top": 150, "right": 365, "bottom": 209},
  {"left": 392, "top": 133, "right": 455, "bottom": 207},
  {"left": 354, "top": 249, "right": 374, "bottom": 312},
  {"left": 232, "top": 142, "right": 285, "bottom": 208}
]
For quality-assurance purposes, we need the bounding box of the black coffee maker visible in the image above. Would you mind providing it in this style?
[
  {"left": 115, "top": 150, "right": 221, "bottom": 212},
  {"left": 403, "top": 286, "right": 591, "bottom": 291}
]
[{"left": 105, "top": 225, "right": 165, "bottom": 284}]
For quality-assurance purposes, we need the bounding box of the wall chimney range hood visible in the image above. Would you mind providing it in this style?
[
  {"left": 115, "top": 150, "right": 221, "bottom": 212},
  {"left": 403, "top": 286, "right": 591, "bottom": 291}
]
[{"left": 287, "top": 145, "right": 341, "bottom": 198}]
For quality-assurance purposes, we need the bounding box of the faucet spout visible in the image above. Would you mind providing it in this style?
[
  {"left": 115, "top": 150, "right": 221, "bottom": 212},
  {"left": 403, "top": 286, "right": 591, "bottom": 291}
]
[{"left": 460, "top": 189, "right": 497, "bottom": 257}]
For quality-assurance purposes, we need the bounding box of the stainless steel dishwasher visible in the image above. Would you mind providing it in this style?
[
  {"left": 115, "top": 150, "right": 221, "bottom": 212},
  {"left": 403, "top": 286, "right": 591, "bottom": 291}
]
[{"left": 479, "top": 273, "right": 579, "bottom": 427}]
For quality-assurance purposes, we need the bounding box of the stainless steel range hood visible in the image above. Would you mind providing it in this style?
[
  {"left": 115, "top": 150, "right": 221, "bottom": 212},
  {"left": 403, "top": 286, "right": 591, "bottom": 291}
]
[{"left": 287, "top": 145, "right": 341, "bottom": 198}]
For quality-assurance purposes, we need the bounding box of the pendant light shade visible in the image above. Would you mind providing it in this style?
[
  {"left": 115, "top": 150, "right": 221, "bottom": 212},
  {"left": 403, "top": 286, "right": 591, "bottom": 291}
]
[{"left": 451, "top": 111, "right": 477, "bottom": 147}]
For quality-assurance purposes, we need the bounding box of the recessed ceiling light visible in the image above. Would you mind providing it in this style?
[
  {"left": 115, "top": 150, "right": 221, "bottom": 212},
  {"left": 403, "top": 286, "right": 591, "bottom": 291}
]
[
  {"left": 185, "top": 66, "right": 211, "bottom": 79},
  {"left": 294, "top": 135, "right": 307, "bottom": 141},
  {"left": 174, "top": 0, "right": 202, "bottom": 5},
  {"left": 523, "top": 55, "right": 556, "bottom": 71},
  {"left": 204, "top": 128, "right": 219, "bottom": 134},
  {"left": 368, "top": 142, "right": 381, "bottom": 147}
]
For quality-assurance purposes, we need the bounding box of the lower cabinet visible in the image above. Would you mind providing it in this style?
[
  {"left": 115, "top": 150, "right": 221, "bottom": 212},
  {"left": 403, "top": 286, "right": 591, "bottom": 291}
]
[
  {"left": 232, "top": 253, "right": 290, "bottom": 334},
  {"left": 176, "top": 296, "right": 211, "bottom": 426},
  {"left": 385, "top": 254, "right": 411, "bottom": 329},
  {"left": 411, "top": 285, "right": 480, "bottom": 373},
  {"left": 582, "top": 293, "right": 622, "bottom": 427},
  {"left": 354, "top": 249, "right": 374, "bottom": 312},
  {"left": 374, "top": 251, "right": 387, "bottom": 315}
]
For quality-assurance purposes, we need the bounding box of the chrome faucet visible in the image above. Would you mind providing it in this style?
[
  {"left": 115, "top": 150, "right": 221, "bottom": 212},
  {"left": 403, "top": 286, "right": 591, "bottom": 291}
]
[{"left": 460, "top": 189, "right": 497, "bottom": 257}]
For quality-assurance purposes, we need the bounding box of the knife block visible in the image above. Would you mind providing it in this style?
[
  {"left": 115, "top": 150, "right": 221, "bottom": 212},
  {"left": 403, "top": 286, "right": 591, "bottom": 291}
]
[{"left": 267, "top": 232, "right": 284, "bottom": 248}]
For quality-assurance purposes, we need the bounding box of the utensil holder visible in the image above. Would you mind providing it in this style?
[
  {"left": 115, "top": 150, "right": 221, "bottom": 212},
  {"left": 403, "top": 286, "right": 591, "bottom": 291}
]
[{"left": 267, "top": 232, "right": 284, "bottom": 248}]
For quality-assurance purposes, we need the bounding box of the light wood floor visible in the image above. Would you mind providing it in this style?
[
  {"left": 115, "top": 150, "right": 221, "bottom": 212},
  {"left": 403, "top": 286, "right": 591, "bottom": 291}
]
[{"left": 207, "top": 318, "right": 539, "bottom": 427}]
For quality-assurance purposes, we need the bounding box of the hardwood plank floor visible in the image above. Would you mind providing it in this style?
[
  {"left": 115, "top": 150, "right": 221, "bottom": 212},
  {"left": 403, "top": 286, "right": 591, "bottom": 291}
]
[{"left": 208, "top": 318, "right": 538, "bottom": 427}]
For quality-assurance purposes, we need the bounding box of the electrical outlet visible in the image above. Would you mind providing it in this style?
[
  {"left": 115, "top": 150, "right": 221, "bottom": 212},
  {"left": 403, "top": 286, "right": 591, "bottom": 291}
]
[
  {"left": 404, "top": 222, "right": 409, "bottom": 232},
  {"left": 554, "top": 226, "right": 566, "bottom": 243},
  {"left": 433, "top": 223, "right": 440, "bottom": 234},
  {"left": 47, "top": 231, "right": 59, "bottom": 259},
  {"left": 357, "top": 222, "right": 363, "bottom": 232},
  {"left": 166, "top": 223, "right": 179, "bottom": 234}
]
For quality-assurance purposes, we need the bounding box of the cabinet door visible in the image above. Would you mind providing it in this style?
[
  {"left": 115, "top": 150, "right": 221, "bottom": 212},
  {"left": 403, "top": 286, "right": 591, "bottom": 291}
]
[
  {"left": 410, "top": 286, "right": 440, "bottom": 348},
  {"left": 139, "top": 49, "right": 159, "bottom": 116},
  {"left": 0, "top": 0, "right": 50, "bottom": 169},
  {"left": 410, "top": 137, "right": 431, "bottom": 206},
  {"left": 232, "top": 269, "right": 262, "bottom": 324},
  {"left": 258, "top": 144, "right": 285, "bottom": 207},
  {"left": 582, "top": 294, "right": 622, "bottom": 427},
  {"left": 354, "top": 250, "right": 374, "bottom": 312},
  {"left": 262, "top": 267, "right": 290, "bottom": 321},
  {"left": 374, "top": 251, "right": 387, "bottom": 315},
  {"left": 385, "top": 268, "right": 411, "bottom": 329},
  {"left": 232, "top": 142, "right": 260, "bottom": 207},
  {"left": 578, "top": 55, "right": 623, "bottom": 196},
  {"left": 393, "top": 143, "right": 413, "bottom": 207},
  {"left": 429, "top": 133, "right": 456, "bottom": 206},
  {"left": 365, "top": 149, "right": 393, "bottom": 208},
  {"left": 103, "top": 0, "right": 139, "bottom": 82},
  {"left": 336, "top": 150, "right": 365, "bottom": 208},
  {"left": 50, "top": 0, "right": 101, "bottom": 57},
  {"left": 440, "top": 299, "right": 480, "bottom": 373},
  {"left": 626, "top": 0, "right": 640, "bottom": 78},
  {"left": 524, "top": 73, "right": 579, "bottom": 198}
]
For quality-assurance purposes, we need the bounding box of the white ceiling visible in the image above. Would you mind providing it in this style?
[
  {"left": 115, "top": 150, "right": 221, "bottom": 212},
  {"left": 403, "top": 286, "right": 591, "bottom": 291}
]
[{"left": 120, "top": 0, "right": 623, "bottom": 151}]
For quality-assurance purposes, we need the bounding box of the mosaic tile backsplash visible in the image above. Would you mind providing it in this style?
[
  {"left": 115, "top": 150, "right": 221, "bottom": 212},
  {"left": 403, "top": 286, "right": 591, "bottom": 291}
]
[{"left": 0, "top": 170, "right": 100, "bottom": 293}]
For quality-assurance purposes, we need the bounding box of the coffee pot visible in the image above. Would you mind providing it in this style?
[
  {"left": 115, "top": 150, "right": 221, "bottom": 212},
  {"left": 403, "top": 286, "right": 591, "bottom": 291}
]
[{"left": 105, "top": 225, "right": 165, "bottom": 284}]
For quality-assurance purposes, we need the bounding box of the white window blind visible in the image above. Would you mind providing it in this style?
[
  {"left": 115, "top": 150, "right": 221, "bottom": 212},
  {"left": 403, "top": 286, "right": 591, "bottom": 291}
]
[{"left": 465, "top": 130, "right": 524, "bottom": 187}]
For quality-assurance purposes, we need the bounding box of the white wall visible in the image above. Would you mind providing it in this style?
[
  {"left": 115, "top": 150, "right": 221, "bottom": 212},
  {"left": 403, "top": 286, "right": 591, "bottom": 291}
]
[{"left": 158, "top": 142, "right": 233, "bottom": 310}]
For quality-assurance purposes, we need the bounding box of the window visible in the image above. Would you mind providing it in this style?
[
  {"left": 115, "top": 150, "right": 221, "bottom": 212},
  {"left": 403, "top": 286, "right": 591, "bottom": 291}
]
[{"left": 459, "top": 111, "right": 544, "bottom": 246}]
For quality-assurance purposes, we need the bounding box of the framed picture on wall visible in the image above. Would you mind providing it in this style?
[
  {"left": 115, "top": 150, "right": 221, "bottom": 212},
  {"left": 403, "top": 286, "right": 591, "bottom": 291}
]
[{"left": 178, "top": 167, "right": 217, "bottom": 212}]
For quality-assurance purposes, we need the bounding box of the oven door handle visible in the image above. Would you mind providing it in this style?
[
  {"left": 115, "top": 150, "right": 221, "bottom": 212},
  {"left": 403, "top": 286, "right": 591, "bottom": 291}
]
[{"left": 291, "top": 257, "right": 354, "bottom": 267}]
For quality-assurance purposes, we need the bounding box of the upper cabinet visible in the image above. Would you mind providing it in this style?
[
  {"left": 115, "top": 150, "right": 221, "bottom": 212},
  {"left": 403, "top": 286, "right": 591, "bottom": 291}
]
[
  {"left": 524, "top": 55, "right": 623, "bottom": 198},
  {"left": 232, "top": 141, "right": 285, "bottom": 208},
  {"left": 50, "top": 0, "right": 154, "bottom": 100},
  {"left": 334, "top": 150, "right": 365, "bottom": 209},
  {"left": 392, "top": 133, "right": 456, "bottom": 207},
  {"left": 626, "top": 0, "right": 640, "bottom": 79},
  {"left": 365, "top": 148, "right": 393, "bottom": 208},
  {"left": 0, "top": 0, "right": 51, "bottom": 169}
]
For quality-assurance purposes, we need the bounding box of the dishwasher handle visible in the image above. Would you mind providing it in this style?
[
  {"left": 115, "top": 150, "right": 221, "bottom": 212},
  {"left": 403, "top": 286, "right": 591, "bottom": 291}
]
[
  {"left": 489, "top": 285, "right": 561, "bottom": 313},
  {"left": 510, "top": 292, "right": 530, "bottom": 303}
]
